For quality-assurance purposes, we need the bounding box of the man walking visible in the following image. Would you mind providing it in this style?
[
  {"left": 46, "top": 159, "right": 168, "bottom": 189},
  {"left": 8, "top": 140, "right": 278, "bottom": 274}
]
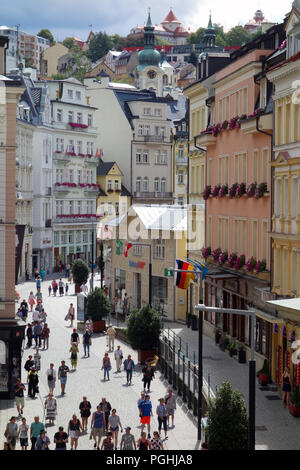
[
  {"left": 165, "top": 388, "right": 176, "bottom": 428},
  {"left": 24, "top": 355, "right": 34, "bottom": 373},
  {"left": 138, "top": 395, "right": 153, "bottom": 438},
  {"left": 106, "top": 324, "right": 116, "bottom": 352},
  {"left": 14, "top": 378, "right": 26, "bottom": 417},
  {"left": 114, "top": 345, "right": 123, "bottom": 372},
  {"left": 83, "top": 329, "right": 92, "bottom": 357},
  {"left": 58, "top": 360, "right": 70, "bottom": 396},
  {"left": 41, "top": 323, "right": 50, "bottom": 350},
  {"left": 30, "top": 416, "right": 44, "bottom": 450},
  {"left": 46, "top": 363, "right": 56, "bottom": 394},
  {"left": 99, "top": 397, "right": 111, "bottom": 433},
  {"left": 120, "top": 427, "right": 136, "bottom": 450},
  {"left": 58, "top": 279, "right": 64, "bottom": 297},
  {"left": 142, "top": 363, "right": 155, "bottom": 392},
  {"left": 33, "top": 322, "right": 42, "bottom": 348},
  {"left": 91, "top": 405, "right": 106, "bottom": 450},
  {"left": 123, "top": 355, "right": 135, "bottom": 386},
  {"left": 27, "top": 367, "right": 39, "bottom": 399},
  {"left": 71, "top": 328, "right": 79, "bottom": 346}
]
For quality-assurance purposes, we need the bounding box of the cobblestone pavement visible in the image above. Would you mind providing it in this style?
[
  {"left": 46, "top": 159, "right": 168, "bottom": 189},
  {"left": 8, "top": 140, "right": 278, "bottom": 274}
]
[
  {"left": 164, "top": 322, "right": 300, "bottom": 450},
  {"left": 0, "top": 276, "right": 198, "bottom": 451}
]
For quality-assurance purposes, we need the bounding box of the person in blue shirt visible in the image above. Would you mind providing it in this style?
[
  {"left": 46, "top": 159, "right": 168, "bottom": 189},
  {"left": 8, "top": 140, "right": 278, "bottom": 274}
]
[
  {"left": 123, "top": 355, "right": 135, "bottom": 386},
  {"left": 138, "top": 395, "right": 153, "bottom": 438}
]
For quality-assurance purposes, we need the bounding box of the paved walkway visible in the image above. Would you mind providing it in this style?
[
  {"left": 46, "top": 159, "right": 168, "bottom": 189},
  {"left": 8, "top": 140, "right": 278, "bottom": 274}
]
[
  {"left": 0, "top": 277, "right": 198, "bottom": 450},
  {"left": 164, "top": 322, "right": 300, "bottom": 450}
]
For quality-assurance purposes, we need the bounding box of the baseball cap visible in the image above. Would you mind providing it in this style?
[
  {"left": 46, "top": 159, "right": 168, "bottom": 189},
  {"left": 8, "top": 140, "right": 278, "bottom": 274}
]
[{"left": 126, "top": 426, "right": 131, "bottom": 430}]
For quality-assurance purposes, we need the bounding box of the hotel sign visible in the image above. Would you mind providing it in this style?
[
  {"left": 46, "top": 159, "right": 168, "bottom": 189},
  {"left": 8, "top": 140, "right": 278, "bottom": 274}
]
[{"left": 129, "top": 261, "right": 146, "bottom": 269}]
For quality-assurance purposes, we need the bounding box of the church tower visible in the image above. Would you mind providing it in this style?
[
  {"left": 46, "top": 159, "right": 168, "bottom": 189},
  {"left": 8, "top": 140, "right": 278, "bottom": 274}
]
[{"left": 203, "top": 12, "right": 216, "bottom": 48}]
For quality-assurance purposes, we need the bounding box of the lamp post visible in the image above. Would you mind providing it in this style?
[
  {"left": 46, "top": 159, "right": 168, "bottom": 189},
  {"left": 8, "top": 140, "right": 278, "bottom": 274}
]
[{"left": 195, "top": 304, "right": 256, "bottom": 451}]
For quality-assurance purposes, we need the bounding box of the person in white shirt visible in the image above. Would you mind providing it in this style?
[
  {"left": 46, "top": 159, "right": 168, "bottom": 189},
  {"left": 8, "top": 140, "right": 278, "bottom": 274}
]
[
  {"left": 32, "top": 309, "right": 40, "bottom": 324},
  {"left": 80, "top": 283, "right": 88, "bottom": 294},
  {"left": 46, "top": 364, "right": 56, "bottom": 393},
  {"left": 114, "top": 345, "right": 123, "bottom": 372},
  {"left": 106, "top": 325, "right": 116, "bottom": 352}
]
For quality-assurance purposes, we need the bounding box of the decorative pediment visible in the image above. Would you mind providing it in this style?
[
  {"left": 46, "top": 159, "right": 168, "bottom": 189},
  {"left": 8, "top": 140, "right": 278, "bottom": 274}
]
[
  {"left": 272, "top": 151, "right": 300, "bottom": 167},
  {"left": 286, "top": 9, "right": 300, "bottom": 35}
]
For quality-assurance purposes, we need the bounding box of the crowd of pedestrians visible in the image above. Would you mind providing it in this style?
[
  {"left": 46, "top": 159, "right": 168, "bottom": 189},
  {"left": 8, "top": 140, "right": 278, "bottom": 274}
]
[{"left": 3, "top": 274, "right": 179, "bottom": 451}]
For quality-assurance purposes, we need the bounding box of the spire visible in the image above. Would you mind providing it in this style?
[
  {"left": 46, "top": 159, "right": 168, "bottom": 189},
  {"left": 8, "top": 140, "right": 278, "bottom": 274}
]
[
  {"left": 207, "top": 10, "right": 213, "bottom": 29},
  {"left": 204, "top": 11, "right": 216, "bottom": 48},
  {"left": 146, "top": 7, "right": 152, "bottom": 27}
]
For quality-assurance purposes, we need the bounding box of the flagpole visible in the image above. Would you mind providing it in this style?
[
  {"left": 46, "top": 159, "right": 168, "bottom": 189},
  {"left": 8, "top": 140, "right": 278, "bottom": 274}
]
[{"left": 173, "top": 260, "right": 177, "bottom": 322}]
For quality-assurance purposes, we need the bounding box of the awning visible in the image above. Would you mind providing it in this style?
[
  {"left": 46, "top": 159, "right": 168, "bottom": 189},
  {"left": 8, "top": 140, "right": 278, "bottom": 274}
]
[
  {"left": 267, "top": 298, "right": 300, "bottom": 314},
  {"left": 205, "top": 273, "right": 238, "bottom": 280},
  {"left": 254, "top": 308, "right": 285, "bottom": 324}
]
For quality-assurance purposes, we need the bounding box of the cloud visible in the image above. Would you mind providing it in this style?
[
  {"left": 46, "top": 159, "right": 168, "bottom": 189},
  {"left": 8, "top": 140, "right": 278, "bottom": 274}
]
[{"left": 0, "top": 0, "right": 293, "bottom": 41}]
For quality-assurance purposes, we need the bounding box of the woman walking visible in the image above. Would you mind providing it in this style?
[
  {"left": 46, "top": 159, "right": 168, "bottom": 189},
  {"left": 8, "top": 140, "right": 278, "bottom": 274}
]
[
  {"left": 46, "top": 364, "right": 56, "bottom": 393},
  {"left": 44, "top": 392, "right": 57, "bottom": 426},
  {"left": 68, "top": 414, "right": 83, "bottom": 450},
  {"left": 68, "top": 303, "right": 75, "bottom": 328},
  {"left": 52, "top": 280, "right": 58, "bottom": 297},
  {"left": 156, "top": 398, "right": 168, "bottom": 440},
  {"left": 79, "top": 396, "right": 91, "bottom": 432},
  {"left": 108, "top": 408, "right": 123, "bottom": 450},
  {"left": 28, "top": 292, "right": 36, "bottom": 312},
  {"left": 102, "top": 352, "right": 111, "bottom": 381},
  {"left": 137, "top": 432, "right": 151, "bottom": 451},
  {"left": 5, "top": 417, "right": 18, "bottom": 450},
  {"left": 18, "top": 417, "right": 29, "bottom": 450},
  {"left": 282, "top": 367, "right": 292, "bottom": 407},
  {"left": 70, "top": 343, "right": 79, "bottom": 370}
]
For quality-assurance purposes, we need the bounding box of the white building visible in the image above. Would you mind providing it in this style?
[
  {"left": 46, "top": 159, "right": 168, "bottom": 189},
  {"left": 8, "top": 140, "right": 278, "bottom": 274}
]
[
  {"left": 85, "top": 76, "right": 173, "bottom": 204},
  {"left": 36, "top": 77, "right": 99, "bottom": 269}
]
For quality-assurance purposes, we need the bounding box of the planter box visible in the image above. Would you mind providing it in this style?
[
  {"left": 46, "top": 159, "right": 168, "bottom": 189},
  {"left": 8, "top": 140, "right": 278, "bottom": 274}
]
[
  {"left": 93, "top": 320, "right": 106, "bottom": 333},
  {"left": 289, "top": 404, "right": 300, "bottom": 417},
  {"left": 138, "top": 349, "right": 157, "bottom": 364}
]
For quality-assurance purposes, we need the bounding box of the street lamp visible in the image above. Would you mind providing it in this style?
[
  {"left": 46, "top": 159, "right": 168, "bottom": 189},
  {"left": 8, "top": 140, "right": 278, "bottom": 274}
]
[{"left": 195, "top": 304, "right": 256, "bottom": 451}]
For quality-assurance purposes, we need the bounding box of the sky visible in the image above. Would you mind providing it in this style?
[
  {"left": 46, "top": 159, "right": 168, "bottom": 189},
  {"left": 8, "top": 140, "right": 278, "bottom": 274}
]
[{"left": 0, "top": 0, "right": 294, "bottom": 42}]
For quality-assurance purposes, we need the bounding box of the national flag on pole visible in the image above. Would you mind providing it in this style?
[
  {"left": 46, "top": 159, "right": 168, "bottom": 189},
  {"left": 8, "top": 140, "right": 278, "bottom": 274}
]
[
  {"left": 124, "top": 242, "right": 133, "bottom": 257},
  {"left": 175, "top": 259, "right": 196, "bottom": 289},
  {"left": 116, "top": 238, "right": 123, "bottom": 255},
  {"left": 184, "top": 257, "right": 209, "bottom": 280}
]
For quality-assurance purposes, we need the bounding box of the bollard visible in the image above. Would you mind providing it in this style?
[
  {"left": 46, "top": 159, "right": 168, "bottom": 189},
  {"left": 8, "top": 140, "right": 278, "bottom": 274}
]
[
  {"left": 187, "top": 360, "right": 192, "bottom": 409},
  {"left": 182, "top": 359, "right": 186, "bottom": 402}
]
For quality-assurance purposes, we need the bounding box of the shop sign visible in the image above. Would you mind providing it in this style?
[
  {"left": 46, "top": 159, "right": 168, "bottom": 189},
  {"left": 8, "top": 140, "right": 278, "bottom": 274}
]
[
  {"left": 129, "top": 261, "right": 145, "bottom": 269},
  {"left": 164, "top": 268, "right": 174, "bottom": 277}
]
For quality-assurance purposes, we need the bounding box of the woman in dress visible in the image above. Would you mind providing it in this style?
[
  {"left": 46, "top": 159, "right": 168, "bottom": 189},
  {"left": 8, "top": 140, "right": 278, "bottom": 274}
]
[
  {"left": 52, "top": 280, "right": 58, "bottom": 297},
  {"left": 101, "top": 431, "right": 114, "bottom": 450},
  {"left": 102, "top": 352, "right": 111, "bottom": 381},
  {"left": 108, "top": 408, "right": 123, "bottom": 450},
  {"left": 28, "top": 292, "right": 36, "bottom": 312},
  {"left": 282, "top": 367, "right": 292, "bottom": 407},
  {"left": 44, "top": 392, "right": 57, "bottom": 426},
  {"left": 151, "top": 431, "right": 164, "bottom": 450},
  {"left": 137, "top": 432, "right": 151, "bottom": 451},
  {"left": 79, "top": 396, "right": 91, "bottom": 432},
  {"left": 68, "top": 304, "right": 75, "bottom": 328},
  {"left": 68, "top": 414, "right": 83, "bottom": 450},
  {"left": 70, "top": 342, "right": 79, "bottom": 370}
]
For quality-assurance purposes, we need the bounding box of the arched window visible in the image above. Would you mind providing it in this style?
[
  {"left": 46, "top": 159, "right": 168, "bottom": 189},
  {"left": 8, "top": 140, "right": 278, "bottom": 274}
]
[
  {"left": 154, "top": 177, "right": 160, "bottom": 192},
  {"left": 136, "top": 177, "right": 141, "bottom": 192},
  {"left": 143, "top": 177, "right": 149, "bottom": 192},
  {"left": 161, "top": 178, "right": 166, "bottom": 193}
]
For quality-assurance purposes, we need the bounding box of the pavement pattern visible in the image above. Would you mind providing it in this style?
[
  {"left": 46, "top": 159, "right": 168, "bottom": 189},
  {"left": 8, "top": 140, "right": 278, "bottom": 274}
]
[{"left": 0, "top": 276, "right": 198, "bottom": 451}]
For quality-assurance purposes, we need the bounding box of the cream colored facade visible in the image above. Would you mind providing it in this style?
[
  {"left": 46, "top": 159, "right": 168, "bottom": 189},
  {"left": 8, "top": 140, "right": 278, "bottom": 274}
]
[
  {"left": 40, "top": 43, "right": 69, "bottom": 77},
  {"left": 267, "top": 5, "right": 300, "bottom": 296}
]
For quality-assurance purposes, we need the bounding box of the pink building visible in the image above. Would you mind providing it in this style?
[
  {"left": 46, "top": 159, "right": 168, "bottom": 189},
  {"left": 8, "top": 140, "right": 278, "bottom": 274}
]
[{"left": 196, "top": 47, "right": 276, "bottom": 368}]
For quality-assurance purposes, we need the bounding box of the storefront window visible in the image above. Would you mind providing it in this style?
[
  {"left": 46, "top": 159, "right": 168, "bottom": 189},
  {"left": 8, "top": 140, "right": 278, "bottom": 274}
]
[
  {"left": 0, "top": 341, "right": 9, "bottom": 392},
  {"left": 115, "top": 268, "right": 126, "bottom": 297},
  {"left": 152, "top": 276, "right": 168, "bottom": 314}
]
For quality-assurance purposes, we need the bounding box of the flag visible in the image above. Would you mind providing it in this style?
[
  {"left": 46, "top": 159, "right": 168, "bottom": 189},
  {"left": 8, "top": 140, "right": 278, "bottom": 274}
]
[
  {"left": 175, "top": 259, "right": 196, "bottom": 289},
  {"left": 184, "top": 257, "right": 209, "bottom": 280},
  {"left": 116, "top": 238, "right": 123, "bottom": 255},
  {"left": 124, "top": 242, "right": 133, "bottom": 257}
]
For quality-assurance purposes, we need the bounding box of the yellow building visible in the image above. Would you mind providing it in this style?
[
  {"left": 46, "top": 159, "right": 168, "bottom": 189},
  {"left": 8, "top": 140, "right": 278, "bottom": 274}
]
[
  {"left": 40, "top": 43, "right": 69, "bottom": 77},
  {"left": 96, "top": 161, "right": 131, "bottom": 243},
  {"left": 105, "top": 205, "right": 188, "bottom": 321}
]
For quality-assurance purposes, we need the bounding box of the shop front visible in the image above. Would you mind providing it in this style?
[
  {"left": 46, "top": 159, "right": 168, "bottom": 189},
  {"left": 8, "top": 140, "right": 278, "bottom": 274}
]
[{"left": 0, "top": 320, "right": 25, "bottom": 400}]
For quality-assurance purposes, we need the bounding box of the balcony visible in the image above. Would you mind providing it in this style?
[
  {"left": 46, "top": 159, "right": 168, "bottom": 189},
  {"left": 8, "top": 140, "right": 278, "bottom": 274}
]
[
  {"left": 53, "top": 184, "right": 70, "bottom": 193},
  {"left": 240, "top": 113, "right": 272, "bottom": 135},
  {"left": 137, "top": 135, "right": 171, "bottom": 143},
  {"left": 133, "top": 191, "right": 174, "bottom": 200},
  {"left": 195, "top": 132, "right": 217, "bottom": 147},
  {"left": 54, "top": 214, "right": 101, "bottom": 224},
  {"left": 175, "top": 156, "right": 188, "bottom": 166},
  {"left": 53, "top": 151, "right": 70, "bottom": 162}
]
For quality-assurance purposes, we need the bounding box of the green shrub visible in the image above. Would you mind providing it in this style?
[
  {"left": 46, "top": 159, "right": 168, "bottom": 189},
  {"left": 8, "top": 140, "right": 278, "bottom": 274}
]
[
  {"left": 126, "top": 305, "right": 162, "bottom": 350},
  {"left": 72, "top": 259, "right": 89, "bottom": 285},
  {"left": 86, "top": 287, "right": 110, "bottom": 322}
]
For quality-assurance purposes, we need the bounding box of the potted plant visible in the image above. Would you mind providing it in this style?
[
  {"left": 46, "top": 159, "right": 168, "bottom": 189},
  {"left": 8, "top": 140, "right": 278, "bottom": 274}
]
[
  {"left": 126, "top": 305, "right": 162, "bottom": 364},
  {"left": 191, "top": 314, "right": 198, "bottom": 331},
  {"left": 219, "top": 336, "right": 229, "bottom": 352},
  {"left": 256, "top": 359, "right": 271, "bottom": 386},
  {"left": 289, "top": 388, "right": 300, "bottom": 417},
  {"left": 72, "top": 259, "right": 89, "bottom": 294},
  {"left": 86, "top": 287, "right": 110, "bottom": 332},
  {"left": 228, "top": 342, "right": 237, "bottom": 357}
]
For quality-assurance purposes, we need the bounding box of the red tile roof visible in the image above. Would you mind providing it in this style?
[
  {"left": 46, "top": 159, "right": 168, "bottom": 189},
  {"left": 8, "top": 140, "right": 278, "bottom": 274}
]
[{"left": 162, "top": 9, "right": 180, "bottom": 23}]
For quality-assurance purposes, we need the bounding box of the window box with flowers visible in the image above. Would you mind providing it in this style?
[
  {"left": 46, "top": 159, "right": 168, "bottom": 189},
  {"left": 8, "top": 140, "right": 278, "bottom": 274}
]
[
  {"left": 211, "top": 248, "right": 222, "bottom": 262},
  {"left": 246, "top": 182, "right": 257, "bottom": 198},
  {"left": 218, "top": 250, "right": 228, "bottom": 265},
  {"left": 245, "top": 256, "right": 257, "bottom": 272},
  {"left": 229, "top": 183, "right": 238, "bottom": 198},
  {"left": 226, "top": 252, "right": 237, "bottom": 268},
  {"left": 234, "top": 255, "right": 246, "bottom": 270},
  {"left": 219, "top": 184, "right": 228, "bottom": 197},
  {"left": 212, "top": 185, "right": 221, "bottom": 198},
  {"left": 66, "top": 151, "right": 76, "bottom": 156},
  {"left": 236, "top": 182, "right": 246, "bottom": 198},
  {"left": 202, "top": 185, "right": 211, "bottom": 201},
  {"left": 78, "top": 153, "right": 86, "bottom": 157},
  {"left": 255, "top": 182, "right": 268, "bottom": 199},
  {"left": 107, "top": 188, "right": 114, "bottom": 193},
  {"left": 115, "top": 189, "right": 121, "bottom": 193},
  {"left": 201, "top": 246, "right": 211, "bottom": 259}
]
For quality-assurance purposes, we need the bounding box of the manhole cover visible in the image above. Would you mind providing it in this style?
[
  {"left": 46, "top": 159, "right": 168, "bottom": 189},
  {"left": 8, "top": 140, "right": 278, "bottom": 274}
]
[
  {"left": 255, "top": 426, "right": 267, "bottom": 431},
  {"left": 265, "top": 395, "right": 281, "bottom": 400}
]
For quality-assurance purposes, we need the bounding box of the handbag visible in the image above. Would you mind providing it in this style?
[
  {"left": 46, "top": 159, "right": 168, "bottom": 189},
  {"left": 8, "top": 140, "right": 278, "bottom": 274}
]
[{"left": 64, "top": 314, "right": 69, "bottom": 321}]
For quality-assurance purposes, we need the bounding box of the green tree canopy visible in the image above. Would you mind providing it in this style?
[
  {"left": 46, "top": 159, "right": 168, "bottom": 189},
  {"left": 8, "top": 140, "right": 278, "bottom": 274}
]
[
  {"left": 87, "top": 32, "right": 114, "bottom": 62},
  {"left": 62, "top": 37, "right": 80, "bottom": 52},
  {"left": 72, "top": 259, "right": 89, "bottom": 286},
  {"left": 86, "top": 287, "right": 110, "bottom": 322},
  {"left": 225, "top": 25, "right": 253, "bottom": 46},
  {"left": 186, "top": 27, "right": 206, "bottom": 45},
  {"left": 126, "top": 305, "right": 162, "bottom": 350},
  {"left": 207, "top": 381, "right": 249, "bottom": 450},
  {"left": 37, "top": 28, "right": 55, "bottom": 44}
]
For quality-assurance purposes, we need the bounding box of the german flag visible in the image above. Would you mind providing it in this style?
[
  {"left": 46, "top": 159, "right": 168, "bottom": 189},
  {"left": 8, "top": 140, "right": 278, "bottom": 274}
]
[{"left": 175, "top": 259, "right": 196, "bottom": 289}]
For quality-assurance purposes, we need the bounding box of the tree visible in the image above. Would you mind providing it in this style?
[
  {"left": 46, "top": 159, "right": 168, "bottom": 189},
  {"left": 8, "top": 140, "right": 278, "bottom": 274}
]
[
  {"left": 186, "top": 27, "right": 206, "bottom": 45},
  {"left": 126, "top": 305, "right": 162, "bottom": 351},
  {"left": 225, "top": 26, "right": 253, "bottom": 46},
  {"left": 37, "top": 28, "right": 55, "bottom": 44},
  {"left": 206, "top": 381, "right": 249, "bottom": 450},
  {"left": 87, "top": 32, "right": 114, "bottom": 62},
  {"left": 86, "top": 287, "right": 110, "bottom": 322},
  {"left": 62, "top": 37, "right": 80, "bottom": 52},
  {"left": 71, "top": 259, "right": 89, "bottom": 287},
  {"left": 51, "top": 73, "right": 66, "bottom": 80}
]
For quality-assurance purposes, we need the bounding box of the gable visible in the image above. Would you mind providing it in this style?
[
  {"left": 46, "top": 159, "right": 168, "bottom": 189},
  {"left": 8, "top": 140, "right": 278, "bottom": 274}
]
[
  {"left": 286, "top": 9, "right": 300, "bottom": 35},
  {"left": 107, "top": 163, "right": 122, "bottom": 176}
]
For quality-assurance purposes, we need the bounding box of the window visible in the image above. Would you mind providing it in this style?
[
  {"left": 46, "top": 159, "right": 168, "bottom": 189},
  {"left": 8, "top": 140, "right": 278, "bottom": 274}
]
[
  {"left": 108, "top": 202, "right": 112, "bottom": 215},
  {"left": 68, "top": 111, "right": 74, "bottom": 123},
  {"left": 133, "top": 243, "right": 142, "bottom": 256},
  {"left": 61, "top": 231, "right": 66, "bottom": 244},
  {"left": 262, "top": 148, "right": 268, "bottom": 184},
  {"left": 138, "top": 125, "right": 143, "bottom": 136},
  {"left": 57, "top": 109, "right": 62, "bottom": 122},
  {"left": 253, "top": 149, "right": 259, "bottom": 182},
  {"left": 136, "top": 150, "right": 142, "bottom": 163},
  {"left": 143, "top": 177, "right": 149, "bottom": 192},
  {"left": 144, "top": 107, "right": 151, "bottom": 115},
  {"left": 154, "top": 178, "right": 160, "bottom": 192},
  {"left": 114, "top": 180, "right": 119, "bottom": 190},
  {"left": 161, "top": 178, "right": 166, "bottom": 193},
  {"left": 83, "top": 231, "right": 88, "bottom": 243},
  {"left": 160, "top": 151, "right": 167, "bottom": 164},
  {"left": 77, "top": 201, "right": 81, "bottom": 214},
  {"left": 144, "top": 125, "right": 150, "bottom": 136},
  {"left": 54, "top": 232, "right": 59, "bottom": 245},
  {"left": 77, "top": 170, "right": 82, "bottom": 183},
  {"left": 69, "top": 169, "right": 74, "bottom": 183},
  {"left": 77, "top": 112, "right": 82, "bottom": 124},
  {"left": 69, "top": 200, "right": 74, "bottom": 214},
  {"left": 178, "top": 145, "right": 184, "bottom": 159},
  {"left": 115, "top": 202, "right": 119, "bottom": 215},
  {"left": 154, "top": 108, "right": 162, "bottom": 116},
  {"left": 69, "top": 231, "right": 74, "bottom": 243},
  {"left": 153, "top": 239, "right": 165, "bottom": 259},
  {"left": 252, "top": 220, "right": 258, "bottom": 258},
  {"left": 178, "top": 197, "right": 184, "bottom": 206},
  {"left": 77, "top": 141, "right": 82, "bottom": 155},
  {"left": 107, "top": 179, "right": 112, "bottom": 190},
  {"left": 136, "top": 177, "right": 141, "bottom": 192},
  {"left": 142, "top": 151, "right": 148, "bottom": 163},
  {"left": 67, "top": 89, "right": 73, "bottom": 99},
  {"left": 178, "top": 170, "right": 184, "bottom": 185},
  {"left": 76, "top": 91, "right": 81, "bottom": 100},
  {"left": 88, "top": 114, "right": 92, "bottom": 126},
  {"left": 100, "top": 202, "right": 105, "bottom": 215}
]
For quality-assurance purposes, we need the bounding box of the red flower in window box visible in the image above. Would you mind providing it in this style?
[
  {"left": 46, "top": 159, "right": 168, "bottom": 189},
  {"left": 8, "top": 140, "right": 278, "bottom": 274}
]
[{"left": 107, "top": 188, "right": 114, "bottom": 193}]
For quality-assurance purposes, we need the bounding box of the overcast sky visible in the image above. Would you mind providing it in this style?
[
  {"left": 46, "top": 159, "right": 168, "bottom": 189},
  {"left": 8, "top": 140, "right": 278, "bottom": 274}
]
[{"left": 0, "top": 0, "right": 293, "bottom": 42}]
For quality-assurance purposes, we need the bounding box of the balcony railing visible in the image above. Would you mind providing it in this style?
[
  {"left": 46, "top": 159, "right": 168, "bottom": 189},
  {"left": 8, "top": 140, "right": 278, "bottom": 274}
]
[
  {"left": 133, "top": 191, "right": 174, "bottom": 199},
  {"left": 138, "top": 135, "right": 171, "bottom": 143},
  {"left": 54, "top": 214, "right": 101, "bottom": 224}
]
